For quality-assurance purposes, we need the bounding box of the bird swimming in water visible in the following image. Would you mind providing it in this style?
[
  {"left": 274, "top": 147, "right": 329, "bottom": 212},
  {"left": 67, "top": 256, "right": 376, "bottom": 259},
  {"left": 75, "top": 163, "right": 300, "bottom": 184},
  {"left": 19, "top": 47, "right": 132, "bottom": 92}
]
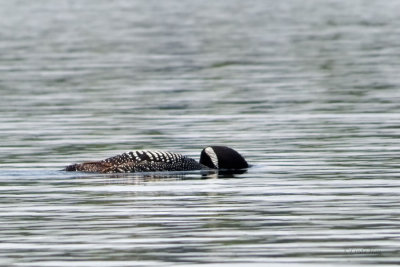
[{"left": 65, "top": 146, "right": 248, "bottom": 173}]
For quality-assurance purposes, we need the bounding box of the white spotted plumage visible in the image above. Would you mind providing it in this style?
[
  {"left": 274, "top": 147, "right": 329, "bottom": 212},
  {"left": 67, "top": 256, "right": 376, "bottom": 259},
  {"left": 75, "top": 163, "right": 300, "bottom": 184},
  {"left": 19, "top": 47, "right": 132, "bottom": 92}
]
[{"left": 95, "top": 149, "right": 202, "bottom": 173}]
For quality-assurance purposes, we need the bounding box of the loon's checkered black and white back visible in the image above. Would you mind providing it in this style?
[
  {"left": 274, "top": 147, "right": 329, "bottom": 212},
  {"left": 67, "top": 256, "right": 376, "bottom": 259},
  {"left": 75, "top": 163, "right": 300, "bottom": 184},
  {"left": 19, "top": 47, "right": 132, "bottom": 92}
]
[{"left": 65, "top": 150, "right": 204, "bottom": 173}]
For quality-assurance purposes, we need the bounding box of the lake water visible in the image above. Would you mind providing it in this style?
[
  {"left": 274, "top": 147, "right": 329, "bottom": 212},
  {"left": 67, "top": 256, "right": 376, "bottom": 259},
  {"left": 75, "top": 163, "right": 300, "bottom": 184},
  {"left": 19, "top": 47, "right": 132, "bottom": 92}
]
[{"left": 1, "top": 0, "right": 400, "bottom": 266}]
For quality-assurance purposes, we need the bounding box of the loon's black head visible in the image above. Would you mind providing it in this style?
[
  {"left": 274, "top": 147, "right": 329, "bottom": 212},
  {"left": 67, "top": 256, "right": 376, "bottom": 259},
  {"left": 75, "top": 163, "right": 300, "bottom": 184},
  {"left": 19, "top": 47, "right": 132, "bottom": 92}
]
[{"left": 199, "top": 146, "right": 248, "bottom": 170}]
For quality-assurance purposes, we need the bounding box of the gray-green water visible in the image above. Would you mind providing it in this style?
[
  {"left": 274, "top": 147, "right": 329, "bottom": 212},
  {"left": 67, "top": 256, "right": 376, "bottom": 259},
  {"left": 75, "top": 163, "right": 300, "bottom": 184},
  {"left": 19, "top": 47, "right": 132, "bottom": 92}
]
[{"left": 1, "top": 0, "right": 400, "bottom": 266}]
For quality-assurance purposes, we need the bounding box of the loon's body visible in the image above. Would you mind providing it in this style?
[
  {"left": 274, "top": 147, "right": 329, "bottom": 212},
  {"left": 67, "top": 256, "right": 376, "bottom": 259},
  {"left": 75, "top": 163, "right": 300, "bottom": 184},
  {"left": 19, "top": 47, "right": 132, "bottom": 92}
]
[{"left": 65, "top": 146, "right": 248, "bottom": 173}]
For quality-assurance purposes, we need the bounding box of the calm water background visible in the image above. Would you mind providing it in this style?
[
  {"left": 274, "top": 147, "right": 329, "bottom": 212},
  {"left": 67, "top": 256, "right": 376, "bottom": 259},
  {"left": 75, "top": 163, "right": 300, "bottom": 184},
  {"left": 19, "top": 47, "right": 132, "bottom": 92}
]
[{"left": 1, "top": 0, "right": 400, "bottom": 266}]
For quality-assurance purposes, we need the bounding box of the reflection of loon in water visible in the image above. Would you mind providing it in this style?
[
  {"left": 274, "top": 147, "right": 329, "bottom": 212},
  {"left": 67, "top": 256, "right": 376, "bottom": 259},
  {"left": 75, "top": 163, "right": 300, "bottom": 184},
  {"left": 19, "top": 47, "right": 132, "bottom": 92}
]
[{"left": 65, "top": 146, "right": 248, "bottom": 174}]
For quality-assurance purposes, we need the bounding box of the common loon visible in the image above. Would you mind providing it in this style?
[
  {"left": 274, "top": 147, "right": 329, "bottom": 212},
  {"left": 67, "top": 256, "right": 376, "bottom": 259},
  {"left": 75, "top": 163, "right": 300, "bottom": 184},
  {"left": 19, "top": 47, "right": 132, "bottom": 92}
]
[{"left": 65, "top": 146, "right": 248, "bottom": 173}]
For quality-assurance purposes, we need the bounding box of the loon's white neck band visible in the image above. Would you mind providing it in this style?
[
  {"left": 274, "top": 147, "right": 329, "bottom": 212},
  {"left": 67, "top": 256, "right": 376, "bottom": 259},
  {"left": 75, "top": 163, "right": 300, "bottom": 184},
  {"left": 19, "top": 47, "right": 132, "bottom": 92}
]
[{"left": 204, "top": 147, "right": 219, "bottom": 168}]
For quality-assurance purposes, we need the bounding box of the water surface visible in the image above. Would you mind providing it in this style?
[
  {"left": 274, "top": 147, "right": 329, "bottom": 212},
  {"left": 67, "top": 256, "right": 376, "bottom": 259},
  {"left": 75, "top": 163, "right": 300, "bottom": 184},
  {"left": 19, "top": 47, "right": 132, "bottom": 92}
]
[{"left": 1, "top": 0, "right": 400, "bottom": 266}]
